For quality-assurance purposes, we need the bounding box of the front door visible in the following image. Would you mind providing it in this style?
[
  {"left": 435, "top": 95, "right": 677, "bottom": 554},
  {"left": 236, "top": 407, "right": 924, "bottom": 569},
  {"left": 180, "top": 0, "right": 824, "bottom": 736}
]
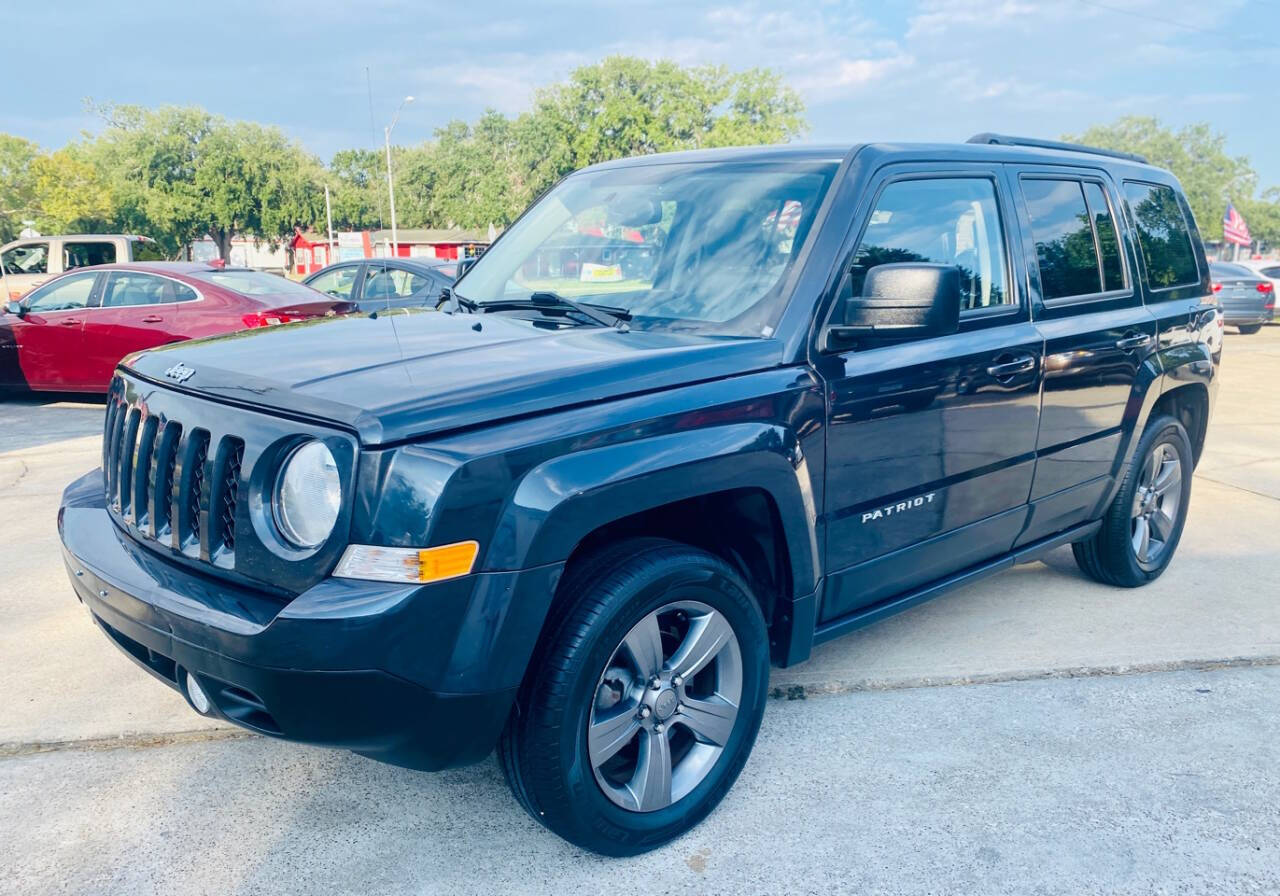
[
  {"left": 816, "top": 167, "right": 1043, "bottom": 623},
  {"left": 1, "top": 240, "right": 54, "bottom": 300},
  {"left": 82, "top": 271, "right": 198, "bottom": 388},
  {"left": 10, "top": 272, "right": 100, "bottom": 389},
  {"left": 1009, "top": 170, "right": 1157, "bottom": 544}
]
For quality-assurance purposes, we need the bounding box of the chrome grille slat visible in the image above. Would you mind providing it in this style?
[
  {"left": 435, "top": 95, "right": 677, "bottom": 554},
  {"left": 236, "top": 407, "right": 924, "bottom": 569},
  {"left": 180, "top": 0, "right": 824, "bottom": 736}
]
[
  {"left": 133, "top": 416, "right": 160, "bottom": 531},
  {"left": 185, "top": 430, "right": 210, "bottom": 554},
  {"left": 154, "top": 422, "right": 182, "bottom": 540},
  {"left": 118, "top": 409, "right": 141, "bottom": 519}
]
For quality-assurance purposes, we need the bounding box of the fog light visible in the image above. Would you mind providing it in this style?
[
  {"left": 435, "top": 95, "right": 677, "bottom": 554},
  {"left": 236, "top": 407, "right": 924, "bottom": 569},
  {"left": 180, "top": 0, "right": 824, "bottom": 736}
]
[{"left": 185, "top": 671, "right": 212, "bottom": 715}]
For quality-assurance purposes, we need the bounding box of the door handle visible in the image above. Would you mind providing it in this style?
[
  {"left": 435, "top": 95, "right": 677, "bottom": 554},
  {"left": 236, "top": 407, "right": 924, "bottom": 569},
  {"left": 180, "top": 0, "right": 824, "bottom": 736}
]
[
  {"left": 987, "top": 354, "right": 1037, "bottom": 380},
  {"left": 142, "top": 315, "right": 163, "bottom": 323},
  {"left": 1115, "top": 333, "right": 1153, "bottom": 351},
  {"left": 60, "top": 317, "right": 82, "bottom": 326}
]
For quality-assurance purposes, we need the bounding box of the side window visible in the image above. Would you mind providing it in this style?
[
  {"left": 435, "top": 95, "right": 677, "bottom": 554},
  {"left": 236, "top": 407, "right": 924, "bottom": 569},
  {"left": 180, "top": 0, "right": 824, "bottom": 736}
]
[
  {"left": 365, "top": 266, "right": 434, "bottom": 299},
  {"left": 101, "top": 272, "right": 194, "bottom": 307},
  {"left": 1083, "top": 183, "right": 1124, "bottom": 292},
  {"left": 24, "top": 273, "right": 96, "bottom": 312},
  {"left": 129, "top": 239, "right": 168, "bottom": 262},
  {"left": 308, "top": 265, "right": 359, "bottom": 299},
  {"left": 2, "top": 242, "right": 49, "bottom": 275},
  {"left": 1123, "top": 181, "right": 1199, "bottom": 290},
  {"left": 1021, "top": 179, "right": 1106, "bottom": 300},
  {"left": 850, "top": 177, "right": 1010, "bottom": 314},
  {"left": 63, "top": 241, "right": 117, "bottom": 270}
]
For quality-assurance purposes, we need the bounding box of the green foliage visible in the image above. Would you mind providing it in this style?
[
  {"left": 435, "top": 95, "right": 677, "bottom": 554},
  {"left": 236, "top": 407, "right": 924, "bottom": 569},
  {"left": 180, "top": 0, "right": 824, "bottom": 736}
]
[
  {"left": 1064, "top": 116, "right": 1262, "bottom": 242},
  {"left": 0, "top": 134, "right": 41, "bottom": 242},
  {"left": 3, "top": 59, "right": 805, "bottom": 251}
]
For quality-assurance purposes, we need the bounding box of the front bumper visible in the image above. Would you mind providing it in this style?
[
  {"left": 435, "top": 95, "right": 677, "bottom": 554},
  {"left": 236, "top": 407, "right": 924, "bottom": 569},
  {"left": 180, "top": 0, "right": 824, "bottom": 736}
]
[{"left": 59, "top": 469, "right": 562, "bottom": 770}]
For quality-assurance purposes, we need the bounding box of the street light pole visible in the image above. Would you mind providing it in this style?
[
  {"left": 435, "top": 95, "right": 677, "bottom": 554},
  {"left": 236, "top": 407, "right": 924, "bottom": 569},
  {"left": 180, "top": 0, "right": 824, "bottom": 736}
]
[{"left": 384, "top": 95, "right": 414, "bottom": 258}]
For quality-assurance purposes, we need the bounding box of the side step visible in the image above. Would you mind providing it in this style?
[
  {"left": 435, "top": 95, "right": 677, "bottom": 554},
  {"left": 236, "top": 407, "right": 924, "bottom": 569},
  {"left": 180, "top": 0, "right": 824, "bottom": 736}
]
[{"left": 812, "top": 520, "right": 1101, "bottom": 647}]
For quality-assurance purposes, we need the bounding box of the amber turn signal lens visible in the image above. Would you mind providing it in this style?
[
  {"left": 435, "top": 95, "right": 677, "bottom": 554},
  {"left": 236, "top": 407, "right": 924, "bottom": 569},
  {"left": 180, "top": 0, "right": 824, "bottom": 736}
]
[{"left": 334, "top": 541, "right": 479, "bottom": 584}]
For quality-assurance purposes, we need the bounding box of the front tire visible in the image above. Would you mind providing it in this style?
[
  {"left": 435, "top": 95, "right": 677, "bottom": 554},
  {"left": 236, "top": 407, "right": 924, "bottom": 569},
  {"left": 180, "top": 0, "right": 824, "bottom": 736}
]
[
  {"left": 1073, "top": 414, "right": 1193, "bottom": 587},
  {"left": 499, "top": 538, "right": 769, "bottom": 856}
]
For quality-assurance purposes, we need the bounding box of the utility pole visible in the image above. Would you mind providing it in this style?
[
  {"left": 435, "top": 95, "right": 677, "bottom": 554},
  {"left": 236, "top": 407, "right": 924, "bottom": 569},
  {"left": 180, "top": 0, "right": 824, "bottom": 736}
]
[
  {"left": 324, "top": 184, "right": 335, "bottom": 265},
  {"left": 384, "top": 95, "right": 413, "bottom": 258}
]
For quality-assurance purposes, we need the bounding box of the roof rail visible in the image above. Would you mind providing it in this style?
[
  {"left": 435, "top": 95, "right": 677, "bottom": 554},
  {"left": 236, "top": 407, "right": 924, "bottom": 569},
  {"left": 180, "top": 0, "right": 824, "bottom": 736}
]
[{"left": 966, "top": 132, "right": 1148, "bottom": 165}]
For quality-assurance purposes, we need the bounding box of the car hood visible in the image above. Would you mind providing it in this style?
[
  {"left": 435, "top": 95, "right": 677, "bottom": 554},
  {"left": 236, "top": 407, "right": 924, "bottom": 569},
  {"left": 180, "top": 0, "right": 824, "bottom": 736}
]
[{"left": 124, "top": 310, "right": 782, "bottom": 445}]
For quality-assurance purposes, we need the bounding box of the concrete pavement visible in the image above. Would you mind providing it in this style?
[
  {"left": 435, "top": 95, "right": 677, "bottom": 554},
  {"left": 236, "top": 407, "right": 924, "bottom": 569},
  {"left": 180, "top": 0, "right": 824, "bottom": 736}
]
[
  {"left": 3, "top": 667, "right": 1278, "bottom": 895},
  {"left": 1, "top": 327, "right": 1278, "bottom": 892}
]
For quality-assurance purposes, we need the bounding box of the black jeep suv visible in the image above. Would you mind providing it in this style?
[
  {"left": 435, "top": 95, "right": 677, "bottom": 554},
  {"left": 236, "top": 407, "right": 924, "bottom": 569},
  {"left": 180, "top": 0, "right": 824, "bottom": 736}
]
[{"left": 59, "top": 135, "right": 1218, "bottom": 855}]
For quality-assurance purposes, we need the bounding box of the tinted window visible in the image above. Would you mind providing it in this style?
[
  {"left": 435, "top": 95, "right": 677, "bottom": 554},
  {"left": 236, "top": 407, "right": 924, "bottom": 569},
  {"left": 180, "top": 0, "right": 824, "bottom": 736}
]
[
  {"left": 851, "top": 177, "right": 1010, "bottom": 313},
  {"left": 101, "top": 272, "right": 197, "bottom": 307},
  {"left": 1082, "top": 182, "right": 1124, "bottom": 292},
  {"left": 63, "top": 241, "right": 116, "bottom": 269},
  {"left": 1022, "top": 179, "right": 1102, "bottom": 300},
  {"left": 24, "top": 272, "right": 96, "bottom": 311},
  {"left": 308, "top": 265, "right": 360, "bottom": 299},
  {"left": 1261, "top": 266, "right": 1280, "bottom": 278},
  {"left": 1123, "top": 182, "right": 1199, "bottom": 289},
  {"left": 2, "top": 242, "right": 49, "bottom": 275}
]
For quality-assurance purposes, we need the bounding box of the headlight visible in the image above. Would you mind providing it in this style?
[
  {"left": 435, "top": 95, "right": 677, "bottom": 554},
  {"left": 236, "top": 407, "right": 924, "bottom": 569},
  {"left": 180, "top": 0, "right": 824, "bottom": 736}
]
[{"left": 274, "top": 440, "right": 341, "bottom": 549}]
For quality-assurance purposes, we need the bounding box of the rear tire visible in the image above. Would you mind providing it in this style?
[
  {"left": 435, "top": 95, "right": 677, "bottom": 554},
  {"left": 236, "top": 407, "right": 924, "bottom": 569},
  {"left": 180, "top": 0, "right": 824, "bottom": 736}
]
[
  {"left": 499, "top": 538, "right": 769, "bottom": 856},
  {"left": 1073, "top": 414, "right": 1193, "bottom": 587},
  {"left": 1238, "top": 324, "right": 1263, "bottom": 335}
]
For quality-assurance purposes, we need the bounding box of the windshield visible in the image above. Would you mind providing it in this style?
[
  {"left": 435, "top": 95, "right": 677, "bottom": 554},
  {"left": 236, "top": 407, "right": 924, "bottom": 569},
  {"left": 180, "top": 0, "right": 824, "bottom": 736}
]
[
  {"left": 190, "top": 270, "right": 325, "bottom": 300},
  {"left": 457, "top": 159, "right": 838, "bottom": 336}
]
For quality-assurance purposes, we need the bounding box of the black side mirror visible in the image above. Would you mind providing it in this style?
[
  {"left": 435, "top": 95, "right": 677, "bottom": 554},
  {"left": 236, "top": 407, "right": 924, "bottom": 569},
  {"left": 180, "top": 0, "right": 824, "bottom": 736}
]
[
  {"left": 823, "top": 263, "right": 961, "bottom": 350},
  {"left": 5, "top": 301, "right": 24, "bottom": 317}
]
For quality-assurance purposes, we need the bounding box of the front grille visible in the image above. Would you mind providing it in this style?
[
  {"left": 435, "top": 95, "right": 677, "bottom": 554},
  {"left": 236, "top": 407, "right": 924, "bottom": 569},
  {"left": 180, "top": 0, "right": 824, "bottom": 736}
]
[{"left": 103, "top": 397, "right": 242, "bottom": 564}]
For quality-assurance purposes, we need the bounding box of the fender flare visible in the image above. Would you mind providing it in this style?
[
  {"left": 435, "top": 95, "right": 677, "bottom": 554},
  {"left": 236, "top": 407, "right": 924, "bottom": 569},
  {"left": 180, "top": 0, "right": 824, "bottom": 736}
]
[{"left": 483, "top": 422, "right": 820, "bottom": 600}]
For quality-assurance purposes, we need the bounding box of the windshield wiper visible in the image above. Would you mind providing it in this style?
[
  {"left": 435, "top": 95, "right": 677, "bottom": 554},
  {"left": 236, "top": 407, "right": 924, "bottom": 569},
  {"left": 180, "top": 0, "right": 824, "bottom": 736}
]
[{"left": 470, "top": 291, "right": 631, "bottom": 330}]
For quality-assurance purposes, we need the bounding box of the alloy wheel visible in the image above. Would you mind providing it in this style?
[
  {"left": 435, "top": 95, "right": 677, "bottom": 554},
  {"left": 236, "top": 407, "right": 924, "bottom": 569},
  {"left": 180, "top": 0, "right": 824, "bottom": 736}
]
[
  {"left": 1131, "top": 441, "right": 1183, "bottom": 567},
  {"left": 587, "top": 600, "right": 743, "bottom": 813}
]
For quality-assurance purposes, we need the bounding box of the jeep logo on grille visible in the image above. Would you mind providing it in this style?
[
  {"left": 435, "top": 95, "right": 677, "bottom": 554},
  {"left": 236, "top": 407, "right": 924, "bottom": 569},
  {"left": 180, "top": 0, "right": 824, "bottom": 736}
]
[{"left": 164, "top": 363, "right": 196, "bottom": 384}]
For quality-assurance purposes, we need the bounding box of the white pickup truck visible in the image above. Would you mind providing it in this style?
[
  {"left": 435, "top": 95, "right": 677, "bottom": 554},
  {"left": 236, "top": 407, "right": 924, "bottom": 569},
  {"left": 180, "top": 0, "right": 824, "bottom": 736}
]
[{"left": 1, "top": 234, "right": 166, "bottom": 300}]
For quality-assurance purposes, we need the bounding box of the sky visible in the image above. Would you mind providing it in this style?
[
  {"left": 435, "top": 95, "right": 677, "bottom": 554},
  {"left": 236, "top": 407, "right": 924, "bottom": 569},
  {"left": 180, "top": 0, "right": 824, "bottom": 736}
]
[{"left": 5, "top": 0, "right": 1278, "bottom": 190}]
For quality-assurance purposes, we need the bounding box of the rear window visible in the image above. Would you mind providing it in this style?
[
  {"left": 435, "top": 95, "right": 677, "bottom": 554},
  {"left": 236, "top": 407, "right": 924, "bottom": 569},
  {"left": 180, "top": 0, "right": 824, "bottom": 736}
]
[
  {"left": 1210, "top": 263, "right": 1254, "bottom": 278},
  {"left": 1123, "top": 182, "right": 1199, "bottom": 289},
  {"left": 189, "top": 270, "right": 322, "bottom": 299}
]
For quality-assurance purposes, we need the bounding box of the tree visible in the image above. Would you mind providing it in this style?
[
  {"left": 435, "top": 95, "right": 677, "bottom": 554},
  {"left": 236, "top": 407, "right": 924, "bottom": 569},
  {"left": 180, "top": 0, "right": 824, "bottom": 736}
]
[
  {"left": 30, "top": 144, "right": 114, "bottom": 233},
  {"left": 533, "top": 56, "right": 806, "bottom": 172},
  {"left": 1065, "top": 117, "right": 1258, "bottom": 242},
  {"left": 89, "top": 104, "right": 216, "bottom": 257},
  {"left": 0, "top": 135, "right": 39, "bottom": 242}
]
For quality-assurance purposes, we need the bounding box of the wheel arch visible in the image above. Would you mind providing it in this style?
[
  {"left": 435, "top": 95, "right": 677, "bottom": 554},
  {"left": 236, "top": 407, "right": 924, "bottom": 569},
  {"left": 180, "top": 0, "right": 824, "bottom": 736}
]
[{"left": 484, "top": 423, "right": 821, "bottom": 663}]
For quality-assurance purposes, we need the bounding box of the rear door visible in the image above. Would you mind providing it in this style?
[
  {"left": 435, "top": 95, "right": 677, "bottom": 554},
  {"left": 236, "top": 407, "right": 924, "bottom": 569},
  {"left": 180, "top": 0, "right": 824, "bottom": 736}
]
[
  {"left": 82, "top": 271, "right": 199, "bottom": 387},
  {"left": 8, "top": 271, "right": 101, "bottom": 389},
  {"left": 306, "top": 263, "right": 364, "bottom": 303},
  {"left": 1008, "top": 167, "right": 1158, "bottom": 545},
  {"left": 816, "top": 164, "right": 1044, "bottom": 622}
]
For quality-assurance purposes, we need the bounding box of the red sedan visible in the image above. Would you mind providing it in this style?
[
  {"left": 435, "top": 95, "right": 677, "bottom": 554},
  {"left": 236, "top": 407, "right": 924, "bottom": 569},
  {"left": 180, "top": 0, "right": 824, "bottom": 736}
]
[{"left": 0, "top": 263, "right": 353, "bottom": 393}]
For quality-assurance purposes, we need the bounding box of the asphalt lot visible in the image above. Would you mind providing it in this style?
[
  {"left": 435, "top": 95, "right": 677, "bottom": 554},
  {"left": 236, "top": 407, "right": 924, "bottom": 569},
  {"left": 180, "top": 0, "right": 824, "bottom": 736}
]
[{"left": 2, "top": 326, "right": 1279, "bottom": 894}]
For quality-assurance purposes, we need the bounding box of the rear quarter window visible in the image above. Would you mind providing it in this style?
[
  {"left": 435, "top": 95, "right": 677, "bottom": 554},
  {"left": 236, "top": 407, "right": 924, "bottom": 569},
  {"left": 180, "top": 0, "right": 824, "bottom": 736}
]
[{"left": 1123, "top": 182, "right": 1200, "bottom": 290}]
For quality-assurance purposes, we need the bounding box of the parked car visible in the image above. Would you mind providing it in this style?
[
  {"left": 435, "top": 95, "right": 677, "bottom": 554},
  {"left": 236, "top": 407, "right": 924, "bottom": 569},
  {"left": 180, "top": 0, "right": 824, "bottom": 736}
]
[
  {"left": 1, "top": 263, "right": 352, "bottom": 392},
  {"left": 302, "top": 258, "right": 454, "bottom": 310},
  {"left": 1209, "top": 261, "right": 1275, "bottom": 333},
  {"left": 1239, "top": 258, "right": 1280, "bottom": 302},
  {"left": 60, "top": 135, "right": 1218, "bottom": 855},
  {"left": 1, "top": 235, "right": 166, "bottom": 301}
]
